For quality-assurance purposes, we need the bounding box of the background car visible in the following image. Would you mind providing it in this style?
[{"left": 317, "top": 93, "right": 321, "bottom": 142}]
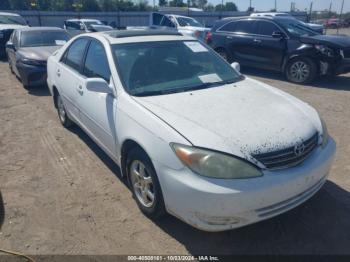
[
  {"left": 206, "top": 16, "right": 350, "bottom": 84},
  {"left": 64, "top": 19, "right": 113, "bottom": 36},
  {"left": 150, "top": 13, "right": 210, "bottom": 39},
  {"left": 6, "top": 27, "right": 70, "bottom": 89},
  {"left": 250, "top": 12, "right": 324, "bottom": 34},
  {"left": 46, "top": 30, "right": 335, "bottom": 232},
  {"left": 0, "top": 12, "right": 28, "bottom": 58}
]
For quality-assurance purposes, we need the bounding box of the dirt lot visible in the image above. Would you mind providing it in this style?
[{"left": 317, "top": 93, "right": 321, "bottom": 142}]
[{"left": 0, "top": 56, "right": 350, "bottom": 257}]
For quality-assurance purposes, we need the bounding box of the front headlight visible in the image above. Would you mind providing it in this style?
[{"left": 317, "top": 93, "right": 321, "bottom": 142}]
[
  {"left": 21, "top": 58, "right": 45, "bottom": 66},
  {"left": 315, "top": 45, "right": 334, "bottom": 57},
  {"left": 321, "top": 118, "right": 329, "bottom": 148},
  {"left": 171, "top": 143, "right": 262, "bottom": 179}
]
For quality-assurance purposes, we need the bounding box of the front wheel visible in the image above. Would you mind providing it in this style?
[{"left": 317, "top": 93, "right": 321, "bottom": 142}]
[
  {"left": 285, "top": 57, "right": 317, "bottom": 84},
  {"left": 56, "top": 93, "right": 73, "bottom": 128},
  {"left": 127, "top": 147, "right": 166, "bottom": 219}
]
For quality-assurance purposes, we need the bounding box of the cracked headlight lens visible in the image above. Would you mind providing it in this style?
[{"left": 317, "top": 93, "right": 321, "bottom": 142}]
[{"left": 315, "top": 45, "right": 334, "bottom": 57}]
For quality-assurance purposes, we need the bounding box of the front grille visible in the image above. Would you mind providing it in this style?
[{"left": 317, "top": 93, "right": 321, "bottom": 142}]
[{"left": 252, "top": 132, "right": 319, "bottom": 170}]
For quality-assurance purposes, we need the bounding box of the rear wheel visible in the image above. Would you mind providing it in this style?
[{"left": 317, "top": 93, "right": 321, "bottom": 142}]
[
  {"left": 286, "top": 57, "right": 317, "bottom": 84},
  {"left": 56, "top": 93, "right": 73, "bottom": 128},
  {"left": 127, "top": 147, "right": 166, "bottom": 219}
]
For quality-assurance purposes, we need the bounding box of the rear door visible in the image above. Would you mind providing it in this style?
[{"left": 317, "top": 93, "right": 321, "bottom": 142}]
[
  {"left": 76, "top": 40, "right": 117, "bottom": 157},
  {"left": 56, "top": 38, "right": 89, "bottom": 123},
  {"left": 254, "top": 20, "right": 286, "bottom": 70},
  {"left": 219, "top": 19, "right": 260, "bottom": 66},
  {"left": 150, "top": 13, "right": 176, "bottom": 30}
]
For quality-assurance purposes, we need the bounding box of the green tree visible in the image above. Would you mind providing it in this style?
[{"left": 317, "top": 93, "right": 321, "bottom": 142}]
[
  {"left": 81, "top": 0, "right": 100, "bottom": 11},
  {"left": 159, "top": 0, "right": 167, "bottom": 7},
  {"left": 225, "top": 2, "right": 237, "bottom": 11},
  {"left": 169, "top": 0, "right": 185, "bottom": 7}
]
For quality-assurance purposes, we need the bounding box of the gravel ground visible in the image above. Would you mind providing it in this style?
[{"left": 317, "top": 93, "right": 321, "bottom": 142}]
[{"left": 0, "top": 58, "right": 350, "bottom": 256}]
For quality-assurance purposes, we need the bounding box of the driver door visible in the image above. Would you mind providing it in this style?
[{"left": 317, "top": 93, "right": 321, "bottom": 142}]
[{"left": 75, "top": 40, "right": 118, "bottom": 158}]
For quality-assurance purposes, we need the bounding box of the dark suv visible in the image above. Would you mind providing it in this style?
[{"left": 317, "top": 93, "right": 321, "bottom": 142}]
[{"left": 206, "top": 16, "right": 350, "bottom": 84}]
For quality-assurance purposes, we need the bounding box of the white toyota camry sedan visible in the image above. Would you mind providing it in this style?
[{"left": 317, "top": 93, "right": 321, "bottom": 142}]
[{"left": 47, "top": 30, "right": 336, "bottom": 232}]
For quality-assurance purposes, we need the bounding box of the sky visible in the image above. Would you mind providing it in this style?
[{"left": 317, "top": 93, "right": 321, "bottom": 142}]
[{"left": 209, "top": 0, "right": 350, "bottom": 13}]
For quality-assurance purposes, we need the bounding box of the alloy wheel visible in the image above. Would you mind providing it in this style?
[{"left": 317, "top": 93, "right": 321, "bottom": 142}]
[
  {"left": 289, "top": 61, "right": 310, "bottom": 83},
  {"left": 129, "top": 160, "right": 155, "bottom": 208}
]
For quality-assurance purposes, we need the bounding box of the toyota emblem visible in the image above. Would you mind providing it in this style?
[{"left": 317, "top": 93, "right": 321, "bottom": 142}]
[{"left": 294, "top": 143, "right": 306, "bottom": 156}]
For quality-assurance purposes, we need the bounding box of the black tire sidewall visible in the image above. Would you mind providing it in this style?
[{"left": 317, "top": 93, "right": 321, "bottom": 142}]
[
  {"left": 126, "top": 147, "right": 166, "bottom": 219},
  {"left": 286, "top": 57, "right": 317, "bottom": 84}
]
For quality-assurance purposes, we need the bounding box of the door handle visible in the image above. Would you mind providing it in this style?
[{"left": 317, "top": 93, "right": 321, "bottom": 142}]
[
  {"left": 253, "top": 39, "right": 262, "bottom": 43},
  {"left": 56, "top": 69, "right": 61, "bottom": 77},
  {"left": 77, "top": 85, "right": 83, "bottom": 95}
]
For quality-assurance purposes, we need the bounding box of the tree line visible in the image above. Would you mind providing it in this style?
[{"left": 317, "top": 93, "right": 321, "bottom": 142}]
[{"left": 0, "top": 0, "right": 239, "bottom": 12}]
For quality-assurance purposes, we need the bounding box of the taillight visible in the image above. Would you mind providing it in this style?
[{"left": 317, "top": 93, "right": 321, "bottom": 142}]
[{"left": 205, "top": 31, "right": 212, "bottom": 44}]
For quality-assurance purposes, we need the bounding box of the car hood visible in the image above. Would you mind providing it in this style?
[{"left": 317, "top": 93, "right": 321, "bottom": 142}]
[
  {"left": 134, "top": 78, "right": 322, "bottom": 163},
  {"left": 0, "top": 24, "right": 28, "bottom": 31},
  {"left": 300, "top": 34, "right": 350, "bottom": 48},
  {"left": 18, "top": 46, "right": 62, "bottom": 61}
]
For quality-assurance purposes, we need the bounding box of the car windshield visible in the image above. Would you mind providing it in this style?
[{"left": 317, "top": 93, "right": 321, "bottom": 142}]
[
  {"left": 0, "top": 15, "right": 27, "bottom": 25},
  {"left": 278, "top": 19, "right": 320, "bottom": 37},
  {"left": 21, "top": 31, "right": 70, "bottom": 47},
  {"left": 176, "top": 17, "right": 203, "bottom": 27},
  {"left": 112, "top": 41, "right": 242, "bottom": 96}
]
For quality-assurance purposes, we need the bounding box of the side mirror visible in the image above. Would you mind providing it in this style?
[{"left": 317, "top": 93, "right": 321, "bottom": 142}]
[
  {"left": 272, "top": 31, "right": 285, "bottom": 39},
  {"left": 85, "top": 78, "right": 113, "bottom": 94},
  {"left": 6, "top": 42, "right": 15, "bottom": 50},
  {"left": 231, "top": 62, "right": 240, "bottom": 73}
]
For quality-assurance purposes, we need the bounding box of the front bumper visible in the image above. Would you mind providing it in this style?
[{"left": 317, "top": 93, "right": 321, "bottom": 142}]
[
  {"left": 16, "top": 61, "right": 47, "bottom": 87},
  {"left": 155, "top": 138, "right": 336, "bottom": 232}
]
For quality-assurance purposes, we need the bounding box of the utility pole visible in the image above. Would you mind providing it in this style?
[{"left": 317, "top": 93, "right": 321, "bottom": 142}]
[
  {"left": 337, "top": 0, "right": 345, "bottom": 34},
  {"left": 308, "top": 2, "right": 313, "bottom": 22},
  {"left": 275, "top": 0, "right": 277, "bottom": 11}
]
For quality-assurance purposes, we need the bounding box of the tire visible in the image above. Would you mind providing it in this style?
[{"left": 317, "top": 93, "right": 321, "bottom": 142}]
[
  {"left": 126, "top": 147, "right": 166, "bottom": 219},
  {"left": 286, "top": 57, "right": 317, "bottom": 84},
  {"left": 216, "top": 48, "right": 231, "bottom": 63},
  {"left": 56, "top": 93, "right": 73, "bottom": 128}
]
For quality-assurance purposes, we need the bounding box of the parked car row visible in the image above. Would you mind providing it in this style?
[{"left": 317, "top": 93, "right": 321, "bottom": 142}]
[{"left": 0, "top": 12, "right": 342, "bottom": 232}]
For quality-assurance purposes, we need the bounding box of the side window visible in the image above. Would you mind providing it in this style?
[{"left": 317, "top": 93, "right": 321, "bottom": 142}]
[
  {"left": 63, "top": 38, "right": 89, "bottom": 72},
  {"left": 83, "top": 41, "right": 111, "bottom": 82},
  {"left": 152, "top": 13, "right": 164, "bottom": 26},
  {"left": 220, "top": 21, "right": 237, "bottom": 32},
  {"left": 257, "top": 21, "right": 279, "bottom": 36},
  {"left": 160, "top": 16, "right": 175, "bottom": 28},
  {"left": 66, "top": 21, "right": 81, "bottom": 30},
  {"left": 233, "top": 20, "right": 258, "bottom": 34}
]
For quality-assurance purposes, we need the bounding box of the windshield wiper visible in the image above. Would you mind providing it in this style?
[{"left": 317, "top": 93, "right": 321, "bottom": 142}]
[{"left": 183, "top": 79, "right": 238, "bottom": 92}]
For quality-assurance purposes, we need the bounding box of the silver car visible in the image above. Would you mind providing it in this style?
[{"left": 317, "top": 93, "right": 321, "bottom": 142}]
[{"left": 6, "top": 27, "right": 70, "bottom": 89}]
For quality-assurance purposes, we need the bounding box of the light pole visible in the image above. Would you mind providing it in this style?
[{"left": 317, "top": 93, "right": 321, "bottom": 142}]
[
  {"left": 30, "top": 0, "right": 41, "bottom": 26},
  {"left": 337, "top": 0, "right": 345, "bottom": 34}
]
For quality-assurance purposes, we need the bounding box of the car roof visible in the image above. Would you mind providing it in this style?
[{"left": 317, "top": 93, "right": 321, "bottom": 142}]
[
  {"left": 251, "top": 12, "right": 290, "bottom": 16},
  {"left": 91, "top": 30, "right": 195, "bottom": 44},
  {"left": 18, "top": 27, "right": 65, "bottom": 32},
  {"left": 0, "top": 12, "right": 21, "bottom": 16},
  {"left": 66, "top": 19, "right": 101, "bottom": 22}
]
